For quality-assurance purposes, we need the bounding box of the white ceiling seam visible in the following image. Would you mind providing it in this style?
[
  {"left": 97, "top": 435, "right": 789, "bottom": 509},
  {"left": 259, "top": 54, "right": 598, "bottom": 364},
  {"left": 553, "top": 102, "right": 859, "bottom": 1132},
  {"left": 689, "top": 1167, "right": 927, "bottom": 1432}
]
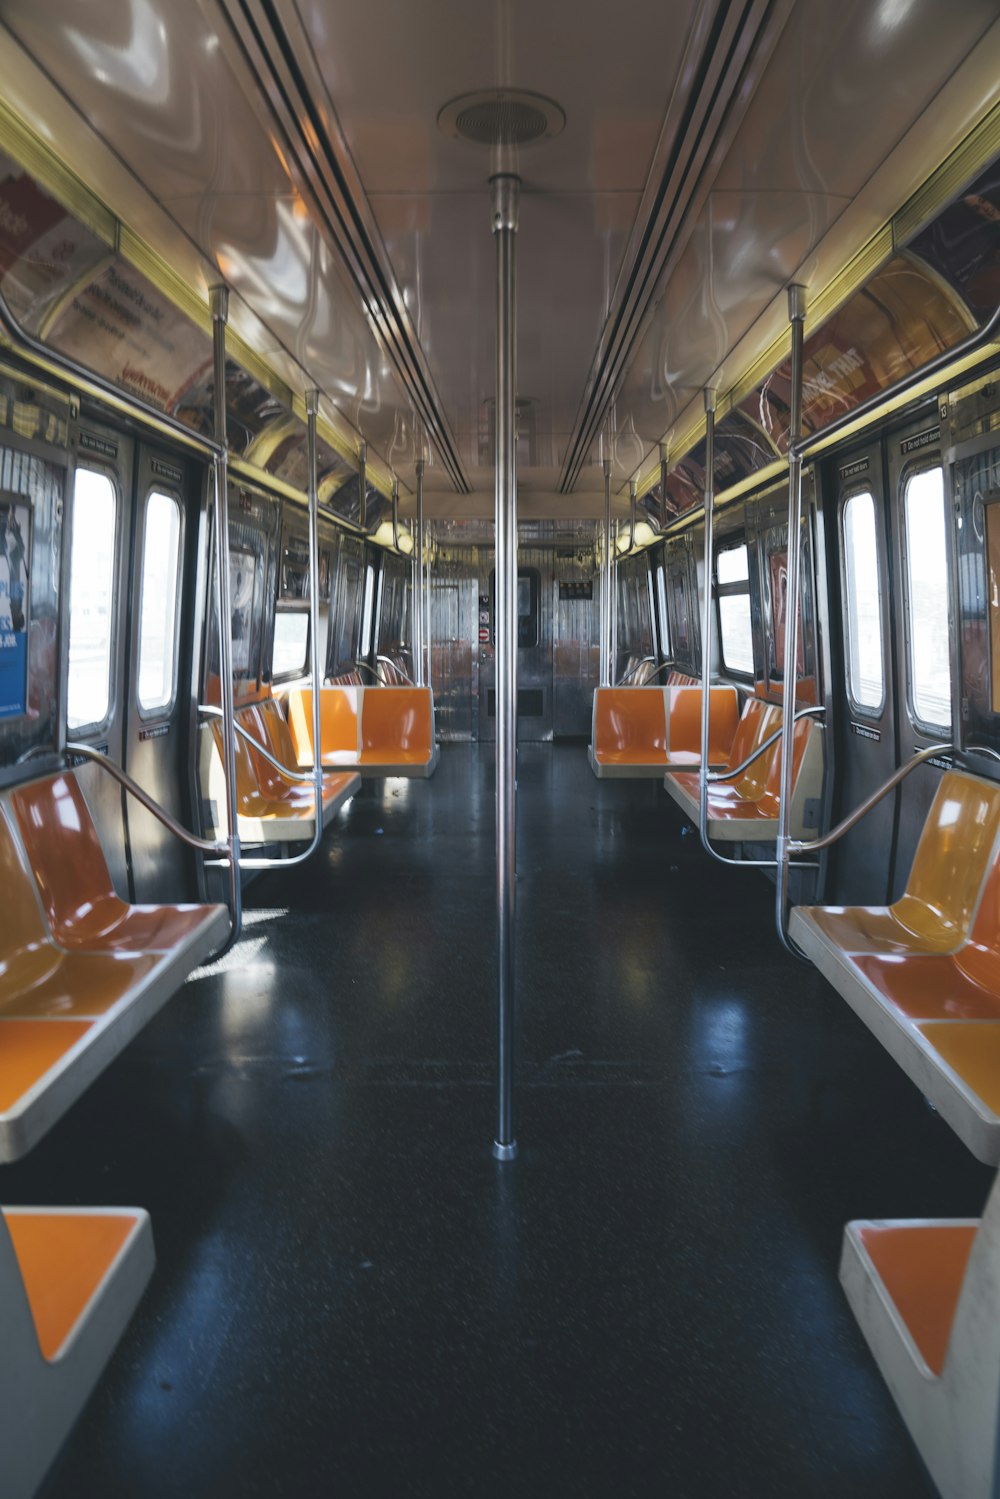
[
  {"left": 209, "top": 0, "right": 471, "bottom": 493},
  {"left": 558, "top": 0, "right": 796, "bottom": 494}
]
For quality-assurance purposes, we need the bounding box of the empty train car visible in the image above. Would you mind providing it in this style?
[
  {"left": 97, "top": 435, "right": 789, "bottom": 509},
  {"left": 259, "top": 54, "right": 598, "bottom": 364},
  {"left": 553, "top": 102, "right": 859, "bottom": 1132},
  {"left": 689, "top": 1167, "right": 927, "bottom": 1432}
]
[{"left": 1, "top": 3, "right": 1000, "bottom": 1496}]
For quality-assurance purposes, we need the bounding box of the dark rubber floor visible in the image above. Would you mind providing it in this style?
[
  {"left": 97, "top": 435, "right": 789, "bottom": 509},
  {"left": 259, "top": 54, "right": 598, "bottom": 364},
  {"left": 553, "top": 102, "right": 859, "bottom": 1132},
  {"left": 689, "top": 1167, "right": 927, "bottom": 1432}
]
[{"left": 8, "top": 744, "right": 993, "bottom": 1497}]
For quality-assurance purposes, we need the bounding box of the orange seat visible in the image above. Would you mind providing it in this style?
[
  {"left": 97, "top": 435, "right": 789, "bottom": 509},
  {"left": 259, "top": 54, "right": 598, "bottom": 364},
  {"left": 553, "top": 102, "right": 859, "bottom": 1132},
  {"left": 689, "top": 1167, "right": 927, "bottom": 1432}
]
[
  {"left": 589, "top": 685, "right": 740, "bottom": 778},
  {"left": 284, "top": 686, "right": 438, "bottom": 777},
  {"left": 6, "top": 1209, "right": 140, "bottom": 1360},
  {"left": 857, "top": 1223, "right": 977, "bottom": 1377},
  {"left": 360, "top": 687, "right": 435, "bottom": 767},
  {"left": 11, "top": 775, "right": 219, "bottom": 955},
  {"left": 791, "top": 770, "right": 1000, "bottom": 1161},
  {"left": 0, "top": 788, "right": 227, "bottom": 1161}
]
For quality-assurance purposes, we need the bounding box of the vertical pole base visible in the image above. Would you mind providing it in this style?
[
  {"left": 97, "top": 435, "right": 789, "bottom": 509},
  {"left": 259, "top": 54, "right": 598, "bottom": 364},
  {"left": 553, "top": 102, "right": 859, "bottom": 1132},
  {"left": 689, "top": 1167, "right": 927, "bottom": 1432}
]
[{"left": 492, "top": 1140, "right": 519, "bottom": 1162}]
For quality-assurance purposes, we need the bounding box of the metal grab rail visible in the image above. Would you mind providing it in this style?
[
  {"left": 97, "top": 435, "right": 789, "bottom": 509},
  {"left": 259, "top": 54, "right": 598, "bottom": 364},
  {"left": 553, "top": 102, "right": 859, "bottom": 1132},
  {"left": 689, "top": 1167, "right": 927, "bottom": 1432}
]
[
  {"left": 198, "top": 705, "right": 318, "bottom": 784},
  {"left": 617, "top": 655, "right": 657, "bottom": 685},
  {"left": 354, "top": 660, "right": 382, "bottom": 682},
  {"left": 376, "top": 655, "right": 415, "bottom": 685},
  {"left": 21, "top": 741, "right": 228, "bottom": 856},
  {"left": 786, "top": 743, "right": 956, "bottom": 856},
  {"left": 668, "top": 705, "right": 825, "bottom": 783}
]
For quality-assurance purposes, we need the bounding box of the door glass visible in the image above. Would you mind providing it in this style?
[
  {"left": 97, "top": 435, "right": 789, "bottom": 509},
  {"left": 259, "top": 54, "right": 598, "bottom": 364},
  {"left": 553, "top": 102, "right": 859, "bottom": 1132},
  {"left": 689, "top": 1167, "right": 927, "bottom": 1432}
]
[
  {"left": 717, "top": 543, "right": 753, "bottom": 674},
  {"left": 137, "top": 489, "right": 181, "bottom": 713},
  {"left": 67, "top": 467, "right": 117, "bottom": 730},
  {"left": 843, "top": 490, "right": 884, "bottom": 712},
  {"left": 273, "top": 610, "right": 309, "bottom": 678},
  {"left": 903, "top": 466, "right": 951, "bottom": 729}
]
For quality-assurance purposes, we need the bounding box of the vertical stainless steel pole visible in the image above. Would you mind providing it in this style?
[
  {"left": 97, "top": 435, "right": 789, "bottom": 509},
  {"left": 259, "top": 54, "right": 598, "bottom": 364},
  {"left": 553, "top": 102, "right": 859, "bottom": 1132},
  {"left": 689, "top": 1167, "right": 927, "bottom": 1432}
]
[
  {"left": 698, "top": 387, "right": 717, "bottom": 860},
  {"left": 209, "top": 285, "right": 241, "bottom": 941},
  {"left": 777, "top": 285, "right": 807, "bottom": 953},
  {"left": 600, "top": 457, "right": 612, "bottom": 687},
  {"left": 358, "top": 441, "right": 368, "bottom": 532},
  {"left": 414, "top": 457, "right": 425, "bottom": 686},
  {"left": 424, "top": 523, "right": 433, "bottom": 691},
  {"left": 492, "top": 171, "right": 520, "bottom": 1162},
  {"left": 659, "top": 442, "right": 669, "bottom": 529},
  {"left": 306, "top": 390, "right": 324, "bottom": 851},
  {"left": 610, "top": 520, "right": 619, "bottom": 681},
  {"left": 392, "top": 475, "right": 400, "bottom": 549}
]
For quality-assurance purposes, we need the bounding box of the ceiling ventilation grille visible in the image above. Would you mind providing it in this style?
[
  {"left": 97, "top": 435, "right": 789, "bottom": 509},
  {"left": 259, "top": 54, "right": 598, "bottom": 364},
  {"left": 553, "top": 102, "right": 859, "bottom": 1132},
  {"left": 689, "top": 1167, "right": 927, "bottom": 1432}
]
[{"left": 438, "top": 91, "right": 565, "bottom": 148}]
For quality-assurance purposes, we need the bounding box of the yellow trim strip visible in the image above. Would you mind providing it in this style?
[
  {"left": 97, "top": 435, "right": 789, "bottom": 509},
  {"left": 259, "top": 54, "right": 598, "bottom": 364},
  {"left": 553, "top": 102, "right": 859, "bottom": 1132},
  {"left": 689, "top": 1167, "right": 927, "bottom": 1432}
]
[
  {"left": 636, "top": 99, "right": 1000, "bottom": 504},
  {"left": 0, "top": 103, "right": 396, "bottom": 500}
]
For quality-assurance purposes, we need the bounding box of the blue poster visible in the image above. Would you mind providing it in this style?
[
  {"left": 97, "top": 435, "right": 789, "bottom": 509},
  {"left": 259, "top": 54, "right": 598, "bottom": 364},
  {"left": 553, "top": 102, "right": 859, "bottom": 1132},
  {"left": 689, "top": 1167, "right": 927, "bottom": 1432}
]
[{"left": 0, "top": 498, "right": 30, "bottom": 720}]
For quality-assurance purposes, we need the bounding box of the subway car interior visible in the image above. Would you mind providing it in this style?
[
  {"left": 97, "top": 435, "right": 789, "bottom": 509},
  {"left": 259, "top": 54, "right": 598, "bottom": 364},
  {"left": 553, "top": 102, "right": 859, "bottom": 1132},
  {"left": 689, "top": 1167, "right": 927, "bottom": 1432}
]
[{"left": 2, "top": 3, "right": 1000, "bottom": 1496}]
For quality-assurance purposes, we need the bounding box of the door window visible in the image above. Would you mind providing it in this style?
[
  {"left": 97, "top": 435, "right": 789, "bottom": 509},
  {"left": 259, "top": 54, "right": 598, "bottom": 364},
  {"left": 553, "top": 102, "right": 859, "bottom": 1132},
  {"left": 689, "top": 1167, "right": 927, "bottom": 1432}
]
[
  {"left": 902, "top": 465, "right": 951, "bottom": 730},
  {"left": 67, "top": 467, "right": 117, "bottom": 730},
  {"left": 842, "top": 490, "right": 884, "bottom": 713},
  {"left": 137, "top": 489, "right": 182, "bottom": 714}
]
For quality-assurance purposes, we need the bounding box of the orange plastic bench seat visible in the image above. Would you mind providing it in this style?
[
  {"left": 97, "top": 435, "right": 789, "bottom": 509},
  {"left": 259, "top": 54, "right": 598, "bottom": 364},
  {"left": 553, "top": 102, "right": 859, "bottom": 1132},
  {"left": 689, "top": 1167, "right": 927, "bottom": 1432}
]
[
  {"left": 11, "top": 776, "right": 220, "bottom": 955},
  {"left": 856, "top": 1223, "right": 977, "bottom": 1377},
  {"left": 0, "top": 1021, "right": 92, "bottom": 1113},
  {"left": 6, "top": 1209, "right": 139, "bottom": 1360},
  {"left": 285, "top": 686, "right": 438, "bottom": 776},
  {"left": 590, "top": 685, "right": 739, "bottom": 778},
  {"left": 790, "top": 771, "right": 1000, "bottom": 1160}
]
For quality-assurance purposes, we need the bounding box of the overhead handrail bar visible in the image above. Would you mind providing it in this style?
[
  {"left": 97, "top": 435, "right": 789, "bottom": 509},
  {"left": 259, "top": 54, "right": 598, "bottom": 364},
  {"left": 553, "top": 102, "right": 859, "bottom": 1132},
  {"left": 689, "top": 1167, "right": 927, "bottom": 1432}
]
[
  {"left": 198, "top": 704, "right": 318, "bottom": 783},
  {"left": 777, "top": 285, "right": 807, "bottom": 957},
  {"left": 375, "top": 655, "right": 415, "bottom": 685},
  {"left": 671, "top": 706, "right": 825, "bottom": 783},
  {"left": 787, "top": 743, "right": 957, "bottom": 856},
  {"left": 206, "top": 391, "right": 328, "bottom": 874}
]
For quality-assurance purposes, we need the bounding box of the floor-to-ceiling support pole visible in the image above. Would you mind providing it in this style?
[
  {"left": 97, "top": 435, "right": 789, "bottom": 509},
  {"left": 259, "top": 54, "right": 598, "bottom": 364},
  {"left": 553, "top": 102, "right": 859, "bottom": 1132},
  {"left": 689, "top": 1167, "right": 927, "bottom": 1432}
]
[
  {"left": 209, "top": 285, "right": 241, "bottom": 945},
  {"left": 777, "top": 285, "right": 807, "bottom": 954},
  {"left": 414, "top": 457, "right": 425, "bottom": 686},
  {"left": 492, "top": 171, "right": 520, "bottom": 1163},
  {"left": 600, "top": 457, "right": 612, "bottom": 687},
  {"left": 358, "top": 442, "right": 368, "bottom": 532}
]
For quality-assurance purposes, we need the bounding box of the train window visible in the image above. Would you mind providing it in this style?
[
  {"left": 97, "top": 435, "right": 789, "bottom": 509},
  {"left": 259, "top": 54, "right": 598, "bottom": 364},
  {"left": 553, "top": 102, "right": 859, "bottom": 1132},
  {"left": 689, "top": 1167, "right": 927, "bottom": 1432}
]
[
  {"left": 716, "top": 543, "right": 753, "bottom": 675},
  {"left": 842, "top": 491, "right": 884, "bottom": 712},
  {"left": 272, "top": 610, "right": 309, "bottom": 679},
  {"left": 359, "top": 562, "right": 376, "bottom": 657},
  {"left": 137, "top": 490, "right": 181, "bottom": 714},
  {"left": 230, "top": 546, "right": 258, "bottom": 675},
  {"left": 655, "top": 564, "right": 671, "bottom": 655},
  {"left": 67, "top": 467, "right": 117, "bottom": 730},
  {"left": 902, "top": 466, "right": 951, "bottom": 729}
]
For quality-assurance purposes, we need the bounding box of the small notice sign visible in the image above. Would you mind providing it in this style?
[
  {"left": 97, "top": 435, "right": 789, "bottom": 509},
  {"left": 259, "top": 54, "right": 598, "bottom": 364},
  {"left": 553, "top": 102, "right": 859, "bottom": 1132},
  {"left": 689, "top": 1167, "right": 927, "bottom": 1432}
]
[{"left": 0, "top": 493, "right": 30, "bottom": 720}]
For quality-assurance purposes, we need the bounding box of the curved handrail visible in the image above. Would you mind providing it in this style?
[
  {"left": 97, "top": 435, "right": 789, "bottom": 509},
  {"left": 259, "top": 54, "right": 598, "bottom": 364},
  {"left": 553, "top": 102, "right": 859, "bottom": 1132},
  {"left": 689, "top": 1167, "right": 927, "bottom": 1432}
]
[
  {"left": 63, "top": 743, "right": 227, "bottom": 854},
  {"left": 787, "top": 742, "right": 957, "bottom": 855},
  {"left": 665, "top": 705, "right": 825, "bottom": 782},
  {"left": 376, "top": 654, "right": 415, "bottom": 685},
  {"left": 354, "top": 660, "right": 382, "bottom": 683},
  {"left": 617, "top": 655, "right": 657, "bottom": 685},
  {"left": 198, "top": 704, "right": 317, "bottom": 784}
]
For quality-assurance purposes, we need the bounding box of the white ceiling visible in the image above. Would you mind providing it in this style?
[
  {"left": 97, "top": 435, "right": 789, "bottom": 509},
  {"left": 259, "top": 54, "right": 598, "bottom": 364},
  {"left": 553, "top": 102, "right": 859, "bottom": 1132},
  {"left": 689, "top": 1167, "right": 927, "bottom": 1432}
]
[{"left": 0, "top": 0, "right": 998, "bottom": 512}]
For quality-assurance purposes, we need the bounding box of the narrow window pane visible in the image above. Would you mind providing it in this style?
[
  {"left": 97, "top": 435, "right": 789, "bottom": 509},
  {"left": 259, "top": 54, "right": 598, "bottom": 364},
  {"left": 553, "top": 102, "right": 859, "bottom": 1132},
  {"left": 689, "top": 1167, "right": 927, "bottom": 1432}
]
[
  {"left": 656, "top": 565, "right": 671, "bottom": 655},
  {"left": 272, "top": 611, "right": 309, "bottom": 678},
  {"left": 137, "top": 490, "right": 181, "bottom": 712},
  {"left": 843, "top": 491, "right": 884, "bottom": 711},
  {"left": 359, "top": 563, "right": 375, "bottom": 657},
  {"left": 717, "top": 543, "right": 749, "bottom": 585},
  {"left": 904, "top": 467, "right": 951, "bottom": 728},
  {"left": 67, "top": 468, "right": 117, "bottom": 730},
  {"left": 719, "top": 595, "right": 753, "bottom": 674}
]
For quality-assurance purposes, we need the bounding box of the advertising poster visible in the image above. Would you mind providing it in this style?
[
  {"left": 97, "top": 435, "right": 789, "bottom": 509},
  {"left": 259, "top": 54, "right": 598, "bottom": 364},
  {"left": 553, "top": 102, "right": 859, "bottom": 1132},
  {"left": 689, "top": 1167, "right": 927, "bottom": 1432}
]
[
  {"left": 0, "top": 494, "right": 30, "bottom": 719},
  {"left": 230, "top": 547, "right": 256, "bottom": 674}
]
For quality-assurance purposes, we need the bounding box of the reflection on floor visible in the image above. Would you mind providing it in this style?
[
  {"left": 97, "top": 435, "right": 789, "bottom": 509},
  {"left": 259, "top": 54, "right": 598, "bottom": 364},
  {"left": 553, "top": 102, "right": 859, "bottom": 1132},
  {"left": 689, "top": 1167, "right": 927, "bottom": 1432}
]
[{"left": 6, "top": 744, "right": 989, "bottom": 1498}]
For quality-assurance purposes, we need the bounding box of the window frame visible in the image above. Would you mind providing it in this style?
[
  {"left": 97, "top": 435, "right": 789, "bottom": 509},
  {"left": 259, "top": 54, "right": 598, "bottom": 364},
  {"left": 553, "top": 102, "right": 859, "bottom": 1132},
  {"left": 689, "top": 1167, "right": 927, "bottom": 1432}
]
[
  {"left": 135, "top": 486, "right": 184, "bottom": 720},
  {"left": 66, "top": 462, "right": 121, "bottom": 736},
  {"left": 899, "top": 459, "right": 952, "bottom": 736},
  {"left": 714, "top": 539, "right": 754, "bottom": 680},
  {"left": 271, "top": 605, "right": 311, "bottom": 683},
  {"left": 840, "top": 485, "right": 886, "bottom": 718}
]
